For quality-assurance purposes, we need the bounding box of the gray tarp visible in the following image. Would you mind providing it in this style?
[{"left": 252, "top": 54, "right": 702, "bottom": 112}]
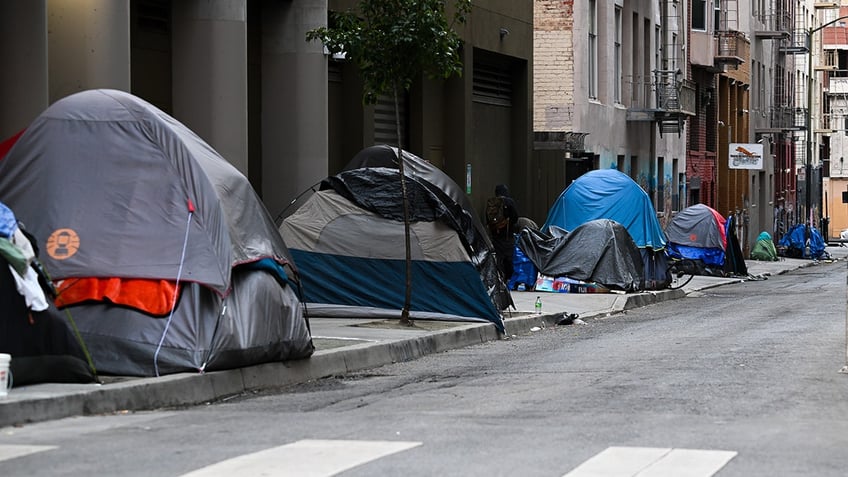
[
  {"left": 0, "top": 89, "right": 313, "bottom": 376},
  {"left": 518, "top": 219, "right": 644, "bottom": 291}
]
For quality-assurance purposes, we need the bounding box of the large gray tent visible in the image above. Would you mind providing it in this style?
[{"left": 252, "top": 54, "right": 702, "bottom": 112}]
[{"left": 0, "top": 89, "right": 314, "bottom": 376}]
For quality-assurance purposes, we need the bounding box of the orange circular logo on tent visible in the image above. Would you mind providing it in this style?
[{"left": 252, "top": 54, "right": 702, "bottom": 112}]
[{"left": 46, "top": 228, "right": 80, "bottom": 260}]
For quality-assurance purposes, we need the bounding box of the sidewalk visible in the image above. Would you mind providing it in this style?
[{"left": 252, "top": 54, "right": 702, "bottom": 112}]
[{"left": 2, "top": 247, "right": 846, "bottom": 429}]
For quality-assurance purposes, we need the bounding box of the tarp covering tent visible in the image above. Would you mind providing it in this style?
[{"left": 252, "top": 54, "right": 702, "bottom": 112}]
[
  {"left": 344, "top": 144, "right": 511, "bottom": 311},
  {"left": 280, "top": 147, "right": 509, "bottom": 332},
  {"left": 518, "top": 219, "right": 644, "bottom": 291},
  {"left": 751, "top": 231, "right": 779, "bottom": 261},
  {"left": 779, "top": 223, "right": 828, "bottom": 259},
  {"left": 0, "top": 204, "right": 97, "bottom": 386},
  {"left": 0, "top": 89, "right": 314, "bottom": 376},
  {"left": 665, "top": 203, "right": 727, "bottom": 267},
  {"left": 541, "top": 169, "right": 669, "bottom": 289},
  {"left": 665, "top": 203, "right": 748, "bottom": 276}
]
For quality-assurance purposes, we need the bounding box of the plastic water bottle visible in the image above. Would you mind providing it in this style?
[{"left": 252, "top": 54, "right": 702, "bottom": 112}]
[{"left": 535, "top": 296, "right": 542, "bottom": 315}]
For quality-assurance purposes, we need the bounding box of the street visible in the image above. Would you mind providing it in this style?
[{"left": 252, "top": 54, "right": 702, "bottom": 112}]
[{"left": 2, "top": 261, "right": 847, "bottom": 477}]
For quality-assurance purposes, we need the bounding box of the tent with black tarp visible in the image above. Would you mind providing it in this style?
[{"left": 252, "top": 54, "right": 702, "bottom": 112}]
[
  {"left": 518, "top": 219, "right": 644, "bottom": 292},
  {"left": 280, "top": 145, "right": 510, "bottom": 332}
]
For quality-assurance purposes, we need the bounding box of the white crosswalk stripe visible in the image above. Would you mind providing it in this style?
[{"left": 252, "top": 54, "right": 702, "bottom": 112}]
[
  {"left": 179, "top": 439, "right": 422, "bottom": 477},
  {"left": 562, "top": 446, "right": 737, "bottom": 477},
  {"left": 0, "top": 445, "right": 57, "bottom": 463}
]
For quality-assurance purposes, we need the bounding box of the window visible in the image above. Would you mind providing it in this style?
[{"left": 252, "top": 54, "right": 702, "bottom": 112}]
[
  {"left": 671, "top": 33, "right": 678, "bottom": 71},
  {"left": 615, "top": 7, "right": 622, "bottom": 103},
  {"left": 655, "top": 25, "right": 661, "bottom": 73},
  {"left": 693, "top": 0, "right": 707, "bottom": 31},
  {"left": 589, "top": 0, "right": 598, "bottom": 99},
  {"left": 715, "top": 0, "right": 722, "bottom": 31}
]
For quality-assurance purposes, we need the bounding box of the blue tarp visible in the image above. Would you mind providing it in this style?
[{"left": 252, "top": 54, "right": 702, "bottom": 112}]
[
  {"left": 508, "top": 238, "right": 537, "bottom": 290},
  {"left": 779, "top": 224, "right": 827, "bottom": 259},
  {"left": 542, "top": 169, "right": 667, "bottom": 250}
]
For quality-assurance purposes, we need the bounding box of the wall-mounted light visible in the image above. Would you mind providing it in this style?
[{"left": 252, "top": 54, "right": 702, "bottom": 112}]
[{"left": 499, "top": 27, "right": 510, "bottom": 40}]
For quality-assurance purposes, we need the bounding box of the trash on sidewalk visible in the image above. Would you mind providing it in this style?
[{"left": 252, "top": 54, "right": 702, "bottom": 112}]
[{"left": 555, "top": 312, "right": 581, "bottom": 326}]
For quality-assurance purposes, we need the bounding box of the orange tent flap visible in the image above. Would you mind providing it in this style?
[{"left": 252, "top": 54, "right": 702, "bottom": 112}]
[{"left": 55, "top": 277, "right": 179, "bottom": 316}]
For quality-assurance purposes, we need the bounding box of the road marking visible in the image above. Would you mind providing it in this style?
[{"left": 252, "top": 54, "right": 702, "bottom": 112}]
[
  {"left": 0, "top": 445, "right": 56, "bottom": 462},
  {"left": 180, "top": 439, "right": 421, "bottom": 477},
  {"left": 563, "top": 446, "right": 737, "bottom": 477}
]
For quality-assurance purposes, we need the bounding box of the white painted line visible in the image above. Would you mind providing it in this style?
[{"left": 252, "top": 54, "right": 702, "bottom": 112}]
[
  {"left": 0, "top": 445, "right": 56, "bottom": 462},
  {"left": 563, "top": 446, "right": 737, "bottom": 477},
  {"left": 180, "top": 439, "right": 421, "bottom": 477},
  {"left": 637, "top": 448, "right": 737, "bottom": 477},
  {"left": 563, "top": 447, "right": 671, "bottom": 477}
]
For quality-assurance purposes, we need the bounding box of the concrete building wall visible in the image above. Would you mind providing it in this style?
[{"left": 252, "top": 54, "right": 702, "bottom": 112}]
[{"left": 47, "top": 0, "right": 131, "bottom": 102}]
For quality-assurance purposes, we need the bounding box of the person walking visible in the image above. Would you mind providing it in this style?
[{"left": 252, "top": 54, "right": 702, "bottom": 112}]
[{"left": 485, "top": 184, "right": 519, "bottom": 282}]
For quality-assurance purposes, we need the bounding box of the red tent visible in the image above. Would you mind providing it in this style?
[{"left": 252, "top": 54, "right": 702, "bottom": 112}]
[{"left": 0, "top": 129, "right": 25, "bottom": 161}]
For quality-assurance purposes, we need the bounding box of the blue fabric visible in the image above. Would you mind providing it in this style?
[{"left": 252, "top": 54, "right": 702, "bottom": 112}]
[
  {"left": 508, "top": 241, "right": 537, "bottom": 290},
  {"left": 291, "top": 250, "right": 504, "bottom": 332},
  {"left": 240, "top": 258, "right": 289, "bottom": 287},
  {"left": 542, "top": 169, "right": 666, "bottom": 250},
  {"left": 0, "top": 201, "right": 17, "bottom": 238},
  {"left": 779, "top": 224, "right": 826, "bottom": 259},
  {"left": 667, "top": 242, "right": 726, "bottom": 267}
]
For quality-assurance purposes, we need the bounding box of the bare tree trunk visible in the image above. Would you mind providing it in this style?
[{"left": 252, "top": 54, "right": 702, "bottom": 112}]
[{"left": 394, "top": 86, "right": 414, "bottom": 326}]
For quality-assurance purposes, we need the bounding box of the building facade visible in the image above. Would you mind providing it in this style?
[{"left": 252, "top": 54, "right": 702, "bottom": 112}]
[
  {"left": 0, "top": 0, "right": 533, "bottom": 224},
  {"left": 533, "top": 0, "right": 689, "bottom": 228},
  {"left": 533, "top": 0, "right": 839, "bottom": 251}
]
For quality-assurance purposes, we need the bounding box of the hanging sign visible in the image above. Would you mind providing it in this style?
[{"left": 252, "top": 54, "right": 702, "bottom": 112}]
[{"left": 728, "top": 143, "right": 764, "bottom": 170}]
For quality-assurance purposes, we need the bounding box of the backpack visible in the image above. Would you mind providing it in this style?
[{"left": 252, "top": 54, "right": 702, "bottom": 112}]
[{"left": 486, "top": 196, "right": 509, "bottom": 234}]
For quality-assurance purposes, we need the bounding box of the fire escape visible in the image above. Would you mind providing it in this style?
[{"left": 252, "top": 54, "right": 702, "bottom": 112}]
[
  {"left": 713, "top": 0, "right": 744, "bottom": 73},
  {"left": 627, "top": 0, "right": 695, "bottom": 136}
]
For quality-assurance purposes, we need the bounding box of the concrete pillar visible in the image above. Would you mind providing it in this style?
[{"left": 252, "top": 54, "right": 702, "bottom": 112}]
[
  {"left": 47, "top": 0, "right": 130, "bottom": 103},
  {"left": 261, "top": 0, "right": 328, "bottom": 219},
  {"left": 172, "top": 0, "right": 249, "bottom": 175},
  {"left": 0, "top": 1, "right": 48, "bottom": 139}
]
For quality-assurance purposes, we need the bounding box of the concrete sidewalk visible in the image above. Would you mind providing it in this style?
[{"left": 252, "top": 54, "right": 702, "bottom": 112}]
[{"left": 2, "top": 247, "right": 846, "bottom": 429}]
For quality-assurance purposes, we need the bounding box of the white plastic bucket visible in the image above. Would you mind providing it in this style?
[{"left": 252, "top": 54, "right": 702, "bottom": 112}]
[{"left": 0, "top": 353, "right": 11, "bottom": 397}]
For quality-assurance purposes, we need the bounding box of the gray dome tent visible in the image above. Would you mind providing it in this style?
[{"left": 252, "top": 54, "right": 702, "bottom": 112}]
[{"left": 0, "top": 89, "right": 313, "bottom": 376}]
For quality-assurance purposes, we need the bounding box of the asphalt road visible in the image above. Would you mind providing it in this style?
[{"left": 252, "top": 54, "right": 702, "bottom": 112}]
[{"left": 1, "top": 261, "right": 847, "bottom": 477}]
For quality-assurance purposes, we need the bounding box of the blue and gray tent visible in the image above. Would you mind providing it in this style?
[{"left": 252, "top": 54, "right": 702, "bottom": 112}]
[{"left": 280, "top": 145, "right": 509, "bottom": 332}]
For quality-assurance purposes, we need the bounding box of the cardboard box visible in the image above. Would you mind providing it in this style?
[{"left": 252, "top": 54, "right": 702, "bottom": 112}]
[{"left": 534, "top": 274, "right": 610, "bottom": 293}]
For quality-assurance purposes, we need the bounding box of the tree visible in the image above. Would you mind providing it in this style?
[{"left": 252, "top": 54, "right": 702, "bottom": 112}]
[{"left": 307, "top": 0, "right": 471, "bottom": 325}]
